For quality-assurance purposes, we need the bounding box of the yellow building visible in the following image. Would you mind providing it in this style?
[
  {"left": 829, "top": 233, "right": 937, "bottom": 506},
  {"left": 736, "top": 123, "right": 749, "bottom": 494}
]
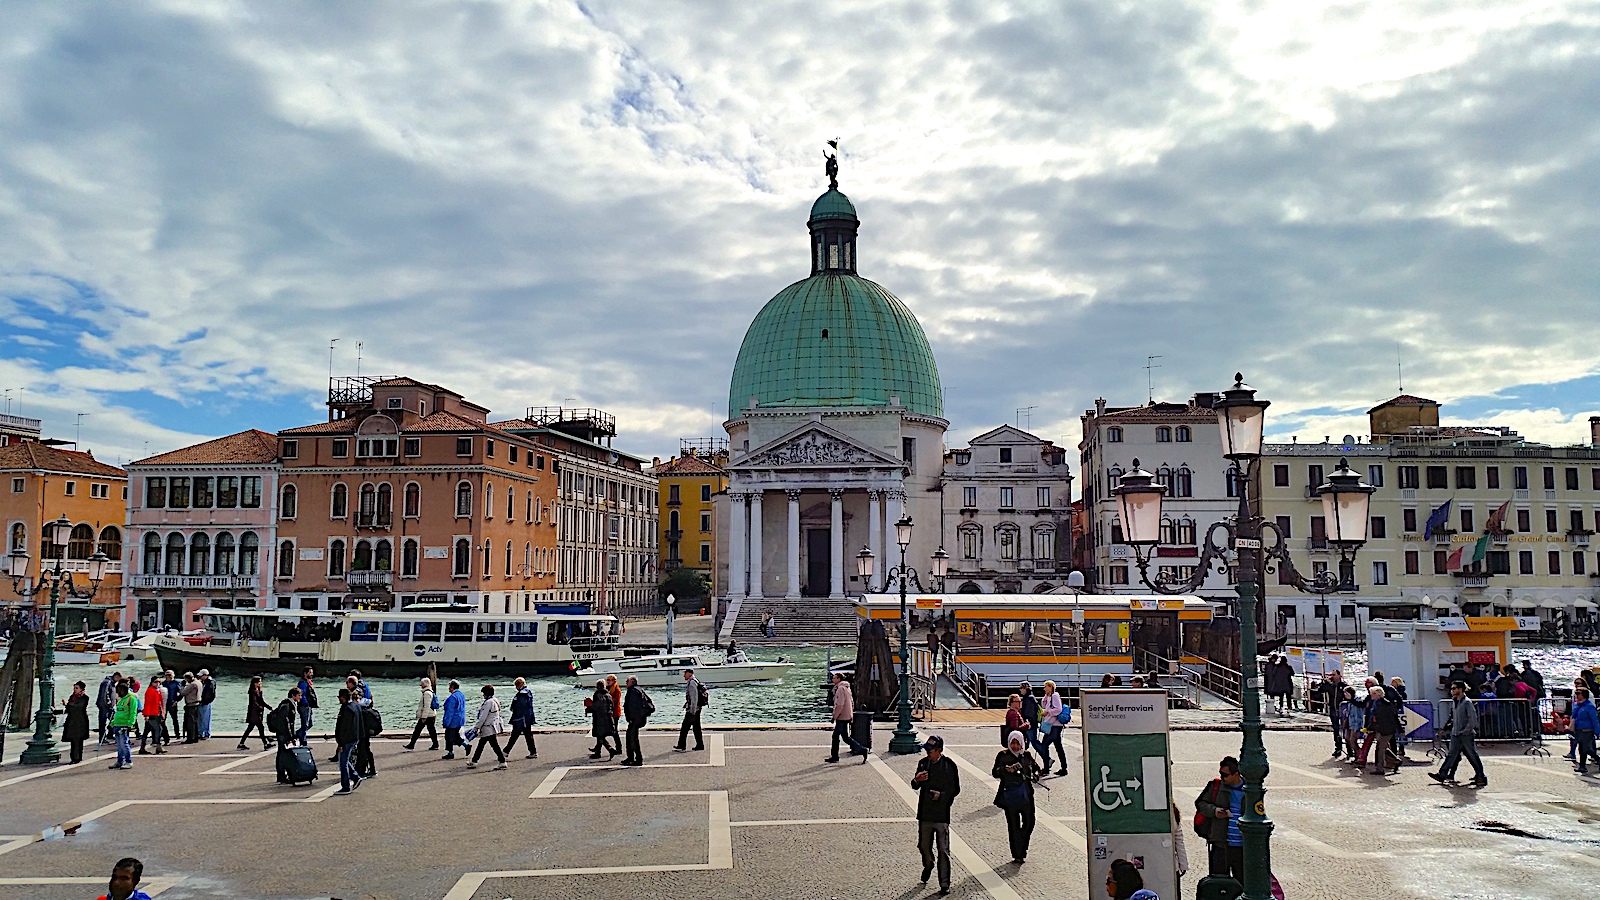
[
  {"left": 652, "top": 442, "right": 728, "bottom": 588},
  {"left": 2, "top": 437, "right": 129, "bottom": 631}
]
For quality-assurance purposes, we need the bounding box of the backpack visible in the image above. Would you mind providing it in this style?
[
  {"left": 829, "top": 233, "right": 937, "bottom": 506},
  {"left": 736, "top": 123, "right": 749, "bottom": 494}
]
[
  {"left": 1193, "top": 778, "right": 1222, "bottom": 839},
  {"left": 643, "top": 691, "right": 657, "bottom": 717},
  {"left": 431, "top": 693, "right": 441, "bottom": 710},
  {"left": 697, "top": 683, "right": 710, "bottom": 709},
  {"left": 360, "top": 704, "right": 383, "bottom": 738},
  {"left": 267, "top": 703, "right": 289, "bottom": 735}
]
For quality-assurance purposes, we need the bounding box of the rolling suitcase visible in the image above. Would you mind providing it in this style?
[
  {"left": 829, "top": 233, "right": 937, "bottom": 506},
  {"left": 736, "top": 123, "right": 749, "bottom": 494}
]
[{"left": 279, "top": 745, "right": 318, "bottom": 785}]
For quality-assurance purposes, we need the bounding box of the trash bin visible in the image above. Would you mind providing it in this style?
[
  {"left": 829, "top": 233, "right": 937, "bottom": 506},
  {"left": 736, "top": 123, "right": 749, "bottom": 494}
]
[{"left": 852, "top": 710, "right": 874, "bottom": 752}]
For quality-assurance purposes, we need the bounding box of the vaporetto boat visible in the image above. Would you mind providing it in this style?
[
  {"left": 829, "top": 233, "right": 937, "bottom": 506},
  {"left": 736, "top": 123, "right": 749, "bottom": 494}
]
[
  {"left": 151, "top": 604, "right": 624, "bottom": 678},
  {"left": 572, "top": 650, "right": 794, "bottom": 688}
]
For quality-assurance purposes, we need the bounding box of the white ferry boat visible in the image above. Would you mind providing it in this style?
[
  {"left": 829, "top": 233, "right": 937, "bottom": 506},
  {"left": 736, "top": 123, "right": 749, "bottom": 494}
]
[
  {"left": 572, "top": 650, "right": 794, "bottom": 688},
  {"left": 151, "top": 604, "right": 624, "bottom": 678}
]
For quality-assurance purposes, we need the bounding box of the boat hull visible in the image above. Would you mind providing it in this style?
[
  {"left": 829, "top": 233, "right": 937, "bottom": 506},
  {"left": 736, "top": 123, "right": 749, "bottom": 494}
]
[
  {"left": 152, "top": 644, "right": 590, "bottom": 679},
  {"left": 573, "top": 662, "right": 794, "bottom": 688}
]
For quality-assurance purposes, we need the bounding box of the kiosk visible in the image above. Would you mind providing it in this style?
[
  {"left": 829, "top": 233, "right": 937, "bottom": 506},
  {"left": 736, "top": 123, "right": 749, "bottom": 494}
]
[{"left": 1364, "top": 616, "right": 1540, "bottom": 703}]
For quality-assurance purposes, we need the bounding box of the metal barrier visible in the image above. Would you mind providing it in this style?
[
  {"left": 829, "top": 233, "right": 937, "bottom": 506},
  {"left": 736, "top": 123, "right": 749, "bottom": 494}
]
[
  {"left": 1431, "top": 698, "right": 1547, "bottom": 757},
  {"left": 1179, "top": 659, "right": 1243, "bottom": 707}
]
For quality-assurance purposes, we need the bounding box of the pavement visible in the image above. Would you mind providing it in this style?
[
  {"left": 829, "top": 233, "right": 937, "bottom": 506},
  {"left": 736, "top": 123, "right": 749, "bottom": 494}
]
[{"left": 1, "top": 723, "right": 1597, "bottom": 899}]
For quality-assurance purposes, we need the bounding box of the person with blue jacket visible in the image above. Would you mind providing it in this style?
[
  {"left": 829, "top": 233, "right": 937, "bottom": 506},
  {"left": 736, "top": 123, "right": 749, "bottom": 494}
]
[
  {"left": 502, "top": 677, "right": 539, "bottom": 759},
  {"left": 441, "top": 679, "right": 468, "bottom": 760},
  {"left": 1572, "top": 687, "right": 1599, "bottom": 775}
]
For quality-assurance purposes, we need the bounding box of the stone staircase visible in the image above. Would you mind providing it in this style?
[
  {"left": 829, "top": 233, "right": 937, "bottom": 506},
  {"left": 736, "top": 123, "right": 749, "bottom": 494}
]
[{"left": 726, "top": 597, "right": 863, "bottom": 645}]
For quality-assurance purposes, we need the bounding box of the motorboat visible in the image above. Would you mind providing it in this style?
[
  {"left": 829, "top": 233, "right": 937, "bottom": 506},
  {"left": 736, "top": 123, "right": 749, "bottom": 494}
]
[
  {"left": 53, "top": 630, "right": 139, "bottom": 665},
  {"left": 572, "top": 649, "right": 794, "bottom": 688},
  {"left": 130, "top": 629, "right": 204, "bottom": 660}
]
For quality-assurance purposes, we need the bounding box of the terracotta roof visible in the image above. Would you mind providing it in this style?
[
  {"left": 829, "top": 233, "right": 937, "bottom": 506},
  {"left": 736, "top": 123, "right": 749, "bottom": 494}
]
[
  {"left": 133, "top": 429, "right": 279, "bottom": 466},
  {"left": 282, "top": 410, "right": 499, "bottom": 437},
  {"left": 0, "top": 442, "right": 126, "bottom": 478},
  {"left": 278, "top": 419, "right": 358, "bottom": 436},
  {"left": 371, "top": 376, "right": 461, "bottom": 396},
  {"left": 653, "top": 455, "right": 727, "bottom": 476},
  {"left": 1368, "top": 394, "right": 1438, "bottom": 413}
]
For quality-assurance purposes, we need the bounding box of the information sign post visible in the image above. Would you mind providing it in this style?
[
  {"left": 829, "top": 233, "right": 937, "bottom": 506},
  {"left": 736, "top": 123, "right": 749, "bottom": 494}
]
[{"left": 1082, "top": 689, "right": 1176, "bottom": 900}]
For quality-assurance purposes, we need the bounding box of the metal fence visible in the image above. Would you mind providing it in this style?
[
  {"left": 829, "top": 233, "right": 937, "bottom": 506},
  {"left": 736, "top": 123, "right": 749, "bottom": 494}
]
[{"left": 1431, "top": 698, "right": 1547, "bottom": 757}]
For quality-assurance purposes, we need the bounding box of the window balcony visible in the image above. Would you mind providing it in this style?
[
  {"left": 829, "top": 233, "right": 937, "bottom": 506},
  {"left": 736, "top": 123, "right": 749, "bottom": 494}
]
[
  {"left": 127, "top": 574, "right": 257, "bottom": 590},
  {"left": 56, "top": 559, "right": 125, "bottom": 575},
  {"left": 1567, "top": 531, "right": 1593, "bottom": 546},
  {"left": 355, "top": 512, "right": 394, "bottom": 530},
  {"left": 346, "top": 570, "right": 393, "bottom": 588},
  {"left": 1454, "top": 573, "right": 1490, "bottom": 589},
  {"left": 1307, "top": 537, "right": 1329, "bottom": 552}
]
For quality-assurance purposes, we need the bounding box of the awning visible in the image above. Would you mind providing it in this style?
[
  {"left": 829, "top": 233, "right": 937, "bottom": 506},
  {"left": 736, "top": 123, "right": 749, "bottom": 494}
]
[
  {"left": 1537, "top": 598, "right": 1565, "bottom": 610},
  {"left": 1429, "top": 597, "right": 1455, "bottom": 610},
  {"left": 1574, "top": 599, "right": 1598, "bottom": 610},
  {"left": 1356, "top": 597, "right": 1425, "bottom": 607}
]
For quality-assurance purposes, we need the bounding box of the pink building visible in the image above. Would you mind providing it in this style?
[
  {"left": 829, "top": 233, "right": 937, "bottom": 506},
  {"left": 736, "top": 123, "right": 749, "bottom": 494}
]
[{"left": 123, "top": 430, "right": 280, "bottom": 630}]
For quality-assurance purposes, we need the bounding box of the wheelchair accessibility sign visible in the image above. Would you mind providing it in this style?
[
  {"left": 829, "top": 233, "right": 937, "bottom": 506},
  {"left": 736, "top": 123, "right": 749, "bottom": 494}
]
[{"left": 1081, "top": 689, "right": 1176, "bottom": 900}]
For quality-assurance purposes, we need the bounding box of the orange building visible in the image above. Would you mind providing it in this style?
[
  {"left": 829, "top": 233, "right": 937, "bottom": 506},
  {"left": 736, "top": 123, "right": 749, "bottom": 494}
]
[
  {"left": 273, "top": 377, "right": 558, "bottom": 614},
  {"left": 1, "top": 437, "right": 128, "bottom": 631}
]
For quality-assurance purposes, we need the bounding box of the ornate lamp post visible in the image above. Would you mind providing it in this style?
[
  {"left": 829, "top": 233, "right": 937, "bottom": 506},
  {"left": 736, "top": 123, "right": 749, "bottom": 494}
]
[
  {"left": 854, "top": 517, "right": 946, "bottom": 754},
  {"left": 7, "top": 515, "right": 110, "bottom": 765},
  {"left": 1112, "top": 375, "right": 1373, "bottom": 900}
]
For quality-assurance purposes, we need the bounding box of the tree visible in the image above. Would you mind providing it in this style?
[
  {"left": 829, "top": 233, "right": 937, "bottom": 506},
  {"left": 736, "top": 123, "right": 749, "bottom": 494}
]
[{"left": 659, "top": 567, "right": 708, "bottom": 602}]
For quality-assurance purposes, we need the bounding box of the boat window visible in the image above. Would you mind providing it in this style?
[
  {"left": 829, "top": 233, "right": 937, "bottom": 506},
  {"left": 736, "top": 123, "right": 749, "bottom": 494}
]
[
  {"left": 413, "top": 621, "right": 442, "bottom": 643},
  {"left": 546, "top": 622, "right": 570, "bottom": 645},
  {"left": 620, "top": 658, "right": 657, "bottom": 669},
  {"left": 669, "top": 657, "right": 693, "bottom": 667},
  {"left": 476, "top": 621, "right": 506, "bottom": 643},
  {"left": 444, "top": 621, "right": 474, "bottom": 642},
  {"left": 350, "top": 620, "right": 379, "bottom": 642},
  {"left": 380, "top": 621, "right": 410, "bottom": 642},
  {"left": 508, "top": 621, "right": 540, "bottom": 643}
]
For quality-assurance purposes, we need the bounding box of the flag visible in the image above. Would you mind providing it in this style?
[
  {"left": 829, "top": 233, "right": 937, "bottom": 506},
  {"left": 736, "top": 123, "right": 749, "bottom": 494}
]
[
  {"left": 1448, "top": 535, "right": 1490, "bottom": 572},
  {"left": 1423, "top": 500, "right": 1452, "bottom": 540},
  {"left": 1445, "top": 544, "right": 1466, "bottom": 571},
  {"left": 1470, "top": 534, "right": 1490, "bottom": 565},
  {"left": 1485, "top": 499, "right": 1511, "bottom": 534}
]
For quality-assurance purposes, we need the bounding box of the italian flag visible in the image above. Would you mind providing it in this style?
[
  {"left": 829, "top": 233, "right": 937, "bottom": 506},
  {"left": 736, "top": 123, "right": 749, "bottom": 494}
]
[{"left": 1447, "top": 535, "right": 1490, "bottom": 571}]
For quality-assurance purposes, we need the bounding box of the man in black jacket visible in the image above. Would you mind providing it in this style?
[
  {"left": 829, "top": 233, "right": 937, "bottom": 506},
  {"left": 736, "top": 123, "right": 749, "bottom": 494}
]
[
  {"left": 622, "top": 676, "right": 652, "bottom": 767},
  {"left": 334, "top": 688, "right": 364, "bottom": 796},
  {"left": 912, "top": 735, "right": 961, "bottom": 895},
  {"left": 272, "top": 688, "right": 302, "bottom": 785},
  {"left": 1368, "top": 685, "right": 1402, "bottom": 776}
]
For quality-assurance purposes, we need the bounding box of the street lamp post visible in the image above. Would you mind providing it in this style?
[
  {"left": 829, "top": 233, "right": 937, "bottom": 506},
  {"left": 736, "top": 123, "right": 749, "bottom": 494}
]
[
  {"left": 7, "top": 515, "right": 110, "bottom": 766},
  {"left": 854, "top": 517, "right": 946, "bottom": 755},
  {"left": 1112, "top": 375, "right": 1373, "bottom": 900},
  {"left": 664, "top": 593, "right": 676, "bottom": 654}
]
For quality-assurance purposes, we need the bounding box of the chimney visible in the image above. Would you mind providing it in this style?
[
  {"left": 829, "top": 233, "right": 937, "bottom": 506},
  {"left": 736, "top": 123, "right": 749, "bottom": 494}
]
[
  {"left": 1094, "top": 398, "right": 1107, "bottom": 417},
  {"left": 1591, "top": 416, "right": 1600, "bottom": 446}
]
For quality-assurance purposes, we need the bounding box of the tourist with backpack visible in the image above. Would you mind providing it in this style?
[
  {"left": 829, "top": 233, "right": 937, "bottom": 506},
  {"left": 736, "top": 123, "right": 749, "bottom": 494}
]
[
  {"left": 622, "top": 675, "right": 654, "bottom": 766},
  {"left": 675, "top": 668, "right": 706, "bottom": 752},
  {"left": 295, "top": 667, "right": 317, "bottom": 746},
  {"left": 344, "top": 674, "right": 380, "bottom": 778},
  {"left": 503, "top": 677, "right": 539, "bottom": 759},
  {"left": 333, "top": 687, "right": 364, "bottom": 795},
  {"left": 270, "top": 688, "right": 308, "bottom": 783},
  {"left": 1034, "top": 680, "right": 1070, "bottom": 776},
  {"left": 1196, "top": 755, "right": 1245, "bottom": 882},
  {"left": 441, "top": 680, "right": 467, "bottom": 759},
  {"left": 468, "top": 684, "right": 508, "bottom": 770},
  {"left": 403, "top": 677, "right": 440, "bottom": 751}
]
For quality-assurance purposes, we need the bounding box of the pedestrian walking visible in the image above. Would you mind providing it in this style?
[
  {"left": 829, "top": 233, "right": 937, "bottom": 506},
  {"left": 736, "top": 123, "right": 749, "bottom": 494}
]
[
  {"left": 1428, "top": 681, "right": 1487, "bottom": 787},
  {"left": 1170, "top": 802, "right": 1190, "bottom": 900},
  {"left": 441, "top": 679, "right": 467, "bottom": 759},
  {"left": 96, "top": 856, "right": 152, "bottom": 900},
  {"left": 1018, "top": 682, "right": 1040, "bottom": 748},
  {"left": 925, "top": 628, "right": 940, "bottom": 672},
  {"left": 138, "top": 678, "right": 167, "bottom": 754},
  {"left": 674, "top": 668, "right": 706, "bottom": 752},
  {"left": 1313, "top": 670, "right": 1345, "bottom": 756},
  {"left": 1572, "top": 687, "right": 1599, "bottom": 776},
  {"left": 333, "top": 687, "right": 364, "bottom": 795},
  {"left": 1002, "top": 693, "right": 1025, "bottom": 746},
  {"left": 992, "top": 731, "right": 1039, "bottom": 864},
  {"left": 179, "top": 673, "right": 202, "bottom": 744},
  {"left": 468, "top": 684, "right": 508, "bottom": 769},
  {"left": 622, "top": 675, "right": 653, "bottom": 766},
  {"left": 588, "top": 679, "right": 621, "bottom": 759},
  {"left": 62, "top": 680, "right": 90, "bottom": 764},
  {"left": 1264, "top": 654, "right": 1294, "bottom": 716},
  {"left": 1388, "top": 676, "right": 1411, "bottom": 760},
  {"left": 160, "top": 670, "right": 180, "bottom": 745},
  {"left": 502, "top": 677, "right": 539, "bottom": 759},
  {"left": 96, "top": 671, "right": 120, "bottom": 746},
  {"left": 1519, "top": 661, "right": 1545, "bottom": 697},
  {"left": 345, "top": 675, "right": 377, "bottom": 778},
  {"left": 108, "top": 681, "right": 138, "bottom": 769},
  {"left": 295, "top": 667, "right": 317, "bottom": 746},
  {"left": 1338, "top": 686, "right": 1364, "bottom": 763},
  {"left": 403, "top": 677, "right": 440, "bottom": 751},
  {"left": 605, "top": 673, "right": 623, "bottom": 733},
  {"left": 825, "top": 672, "right": 868, "bottom": 762},
  {"left": 1034, "top": 680, "right": 1069, "bottom": 776},
  {"left": 1367, "top": 684, "right": 1402, "bottom": 776},
  {"left": 939, "top": 627, "right": 956, "bottom": 674},
  {"left": 239, "top": 676, "right": 271, "bottom": 751},
  {"left": 1196, "top": 755, "right": 1245, "bottom": 881},
  {"left": 271, "top": 688, "right": 302, "bottom": 783},
  {"left": 912, "top": 734, "right": 960, "bottom": 895},
  {"left": 197, "top": 670, "right": 216, "bottom": 739}
]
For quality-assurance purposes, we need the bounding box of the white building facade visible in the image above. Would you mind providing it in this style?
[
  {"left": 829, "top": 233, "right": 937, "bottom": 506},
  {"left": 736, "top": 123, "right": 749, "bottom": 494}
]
[{"left": 940, "top": 425, "right": 1074, "bottom": 593}]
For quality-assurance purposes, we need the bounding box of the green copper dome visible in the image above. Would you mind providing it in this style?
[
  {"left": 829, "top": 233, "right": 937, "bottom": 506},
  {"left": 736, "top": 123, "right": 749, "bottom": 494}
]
[{"left": 809, "top": 188, "right": 858, "bottom": 221}]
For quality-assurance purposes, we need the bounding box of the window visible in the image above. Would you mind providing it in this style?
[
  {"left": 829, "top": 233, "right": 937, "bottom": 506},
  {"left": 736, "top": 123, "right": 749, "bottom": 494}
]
[
  {"left": 504, "top": 542, "right": 513, "bottom": 577},
  {"left": 169, "top": 477, "right": 190, "bottom": 508},
  {"left": 456, "top": 482, "right": 472, "bottom": 517},
  {"left": 330, "top": 483, "right": 348, "bottom": 518},
  {"left": 1156, "top": 427, "right": 1172, "bottom": 443},
  {"left": 1225, "top": 465, "right": 1240, "bottom": 498},
  {"left": 145, "top": 477, "right": 167, "bottom": 508},
  {"left": 963, "top": 486, "right": 977, "bottom": 508},
  {"left": 669, "top": 509, "right": 680, "bottom": 531},
  {"left": 1594, "top": 468, "right": 1600, "bottom": 491},
  {"left": 1547, "top": 509, "right": 1559, "bottom": 533},
  {"left": 1433, "top": 550, "right": 1448, "bottom": 575},
  {"left": 281, "top": 440, "right": 298, "bottom": 459},
  {"left": 1372, "top": 561, "right": 1388, "bottom": 585},
  {"left": 1274, "top": 516, "right": 1292, "bottom": 539},
  {"left": 1566, "top": 467, "right": 1580, "bottom": 491},
  {"left": 1576, "top": 552, "right": 1588, "bottom": 576},
  {"left": 536, "top": 455, "right": 545, "bottom": 470},
  {"left": 63, "top": 480, "right": 77, "bottom": 497},
  {"left": 1548, "top": 550, "right": 1562, "bottom": 575},
  {"left": 999, "top": 487, "right": 1014, "bottom": 509},
  {"left": 999, "top": 447, "right": 1013, "bottom": 463},
  {"left": 1455, "top": 467, "right": 1476, "bottom": 490},
  {"left": 700, "top": 512, "right": 711, "bottom": 532},
  {"left": 485, "top": 439, "right": 495, "bottom": 459},
  {"left": 1486, "top": 551, "right": 1510, "bottom": 575},
  {"left": 505, "top": 486, "right": 513, "bottom": 521},
  {"left": 97, "top": 525, "right": 121, "bottom": 563},
  {"left": 399, "top": 482, "right": 419, "bottom": 518},
  {"left": 668, "top": 484, "right": 680, "bottom": 503},
  {"left": 1111, "top": 519, "right": 1124, "bottom": 543},
  {"left": 1404, "top": 550, "right": 1419, "bottom": 575},
  {"left": 902, "top": 437, "right": 916, "bottom": 472},
  {"left": 482, "top": 540, "right": 492, "bottom": 578},
  {"left": 278, "top": 540, "right": 295, "bottom": 578},
  {"left": 329, "top": 540, "right": 346, "bottom": 577},
  {"left": 213, "top": 532, "right": 234, "bottom": 574},
  {"left": 1367, "top": 465, "right": 1384, "bottom": 488},
  {"left": 8, "top": 476, "right": 21, "bottom": 494},
  {"left": 62, "top": 523, "right": 92, "bottom": 560},
  {"left": 1106, "top": 427, "right": 1122, "bottom": 443},
  {"left": 1109, "top": 565, "right": 1129, "bottom": 585},
  {"left": 960, "top": 525, "right": 980, "bottom": 559},
  {"left": 1160, "top": 519, "right": 1176, "bottom": 545},
  {"left": 1459, "top": 508, "right": 1474, "bottom": 533},
  {"left": 1310, "top": 516, "right": 1327, "bottom": 546},
  {"left": 89, "top": 482, "right": 109, "bottom": 499},
  {"left": 142, "top": 533, "right": 160, "bottom": 573},
  {"left": 402, "top": 437, "right": 421, "bottom": 457},
  {"left": 1516, "top": 508, "right": 1531, "bottom": 532},
  {"left": 1512, "top": 466, "right": 1529, "bottom": 490},
  {"left": 1174, "top": 467, "right": 1193, "bottom": 498},
  {"left": 187, "top": 533, "right": 210, "bottom": 574},
  {"left": 1486, "top": 466, "right": 1500, "bottom": 490},
  {"left": 1398, "top": 466, "right": 1419, "bottom": 489},
  {"left": 508, "top": 445, "right": 519, "bottom": 464},
  {"left": 1572, "top": 510, "right": 1585, "bottom": 533},
  {"left": 1031, "top": 526, "right": 1054, "bottom": 560},
  {"left": 997, "top": 526, "right": 1018, "bottom": 560},
  {"left": 701, "top": 484, "right": 711, "bottom": 502},
  {"left": 401, "top": 539, "right": 418, "bottom": 577},
  {"left": 1425, "top": 466, "right": 1447, "bottom": 489},
  {"left": 1273, "top": 465, "right": 1289, "bottom": 488},
  {"left": 241, "top": 477, "right": 261, "bottom": 508},
  {"left": 1176, "top": 426, "right": 1191, "bottom": 442},
  {"left": 332, "top": 439, "right": 349, "bottom": 458},
  {"left": 1518, "top": 550, "right": 1534, "bottom": 575},
  {"left": 453, "top": 539, "right": 471, "bottom": 577},
  {"left": 1543, "top": 466, "right": 1556, "bottom": 491},
  {"left": 700, "top": 543, "right": 711, "bottom": 563},
  {"left": 456, "top": 437, "right": 473, "bottom": 457},
  {"left": 1177, "top": 518, "right": 1196, "bottom": 544},
  {"left": 1107, "top": 467, "right": 1123, "bottom": 492},
  {"left": 209, "top": 476, "right": 234, "bottom": 509},
  {"left": 240, "top": 532, "right": 259, "bottom": 574}
]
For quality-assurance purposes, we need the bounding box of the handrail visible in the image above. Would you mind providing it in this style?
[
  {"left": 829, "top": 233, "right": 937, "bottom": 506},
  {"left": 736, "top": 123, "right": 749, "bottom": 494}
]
[{"left": 1180, "top": 656, "right": 1243, "bottom": 706}]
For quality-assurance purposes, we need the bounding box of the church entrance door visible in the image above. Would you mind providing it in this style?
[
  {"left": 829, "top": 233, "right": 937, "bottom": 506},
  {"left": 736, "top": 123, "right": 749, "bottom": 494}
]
[{"left": 804, "top": 529, "right": 831, "bottom": 597}]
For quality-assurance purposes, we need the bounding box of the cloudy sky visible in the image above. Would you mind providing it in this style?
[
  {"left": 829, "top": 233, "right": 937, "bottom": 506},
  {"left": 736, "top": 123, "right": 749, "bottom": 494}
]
[{"left": 3, "top": 1, "right": 1598, "bottom": 472}]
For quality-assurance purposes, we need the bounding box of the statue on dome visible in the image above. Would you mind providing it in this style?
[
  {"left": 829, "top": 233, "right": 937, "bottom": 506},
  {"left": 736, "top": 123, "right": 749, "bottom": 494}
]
[{"left": 824, "top": 139, "right": 839, "bottom": 190}]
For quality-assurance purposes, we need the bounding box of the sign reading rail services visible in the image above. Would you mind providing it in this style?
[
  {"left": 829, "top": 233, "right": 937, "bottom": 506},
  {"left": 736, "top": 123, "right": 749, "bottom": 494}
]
[{"left": 1082, "top": 689, "right": 1175, "bottom": 900}]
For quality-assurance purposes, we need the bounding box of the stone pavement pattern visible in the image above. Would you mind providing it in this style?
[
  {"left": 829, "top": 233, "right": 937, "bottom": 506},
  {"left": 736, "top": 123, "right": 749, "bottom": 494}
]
[{"left": 0, "top": 724, "right": 1597, "bottom": 899}]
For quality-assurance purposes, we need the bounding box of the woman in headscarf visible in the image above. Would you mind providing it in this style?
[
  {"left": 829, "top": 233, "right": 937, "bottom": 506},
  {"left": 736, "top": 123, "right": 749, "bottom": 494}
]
[
  {"left": 589, "top": 679, "right": 620, "bottom": 760},
  {"left": 991, "top": 730, "right": 1040, "bottom": 864}
]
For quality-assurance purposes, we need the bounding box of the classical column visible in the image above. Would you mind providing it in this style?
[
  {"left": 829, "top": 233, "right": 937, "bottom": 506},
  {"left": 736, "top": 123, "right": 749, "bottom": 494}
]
[
  {"left": 749, "top": 491, "right": 764, "bottom": 598},
  {"left": 785, "top": 490, "right": 802, "bottom": 599},
  {"left": 886, "top": 489, "right": 905, "bottom": 542},
  {"left": 868, "top": 490, "right": 883, "bottom": 592},
  {"left": 829, "top": 489, "right": 845, "bottom": 599},
  {"left": 727, "top": 492, "right": 747, "bottom": 599}
]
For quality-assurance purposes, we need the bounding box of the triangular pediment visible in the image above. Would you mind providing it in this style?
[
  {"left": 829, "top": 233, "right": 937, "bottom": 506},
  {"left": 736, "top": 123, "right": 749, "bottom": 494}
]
[
  {"left": 968, "top": 424, "right": 1042, "bottom": 445},
  {"left": 730, "top": 422, "right": 904, "bottom": 470}
]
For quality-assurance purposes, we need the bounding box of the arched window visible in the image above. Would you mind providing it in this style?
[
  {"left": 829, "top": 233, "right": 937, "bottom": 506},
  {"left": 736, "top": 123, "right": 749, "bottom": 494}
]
[
  {"left": 165, "top": 533, "right": 186, "bottom": 574},
  {"left": 331, "top": 483, "right": 348, "bottom": 518},
  {"left": 375, "top": 539, "right": 392, "bottom": 571},
  {"left": 506, "top": 487, "right": 513, "bottom": 521},
  {"left": 1156, "top": 427, "right": 1172, "bottom": 443},
  {"left": 214, "top": 532, "right": 235, "bottom": 574},
  {"left": 352, "top": 540, "right": 371, "bottom": 571},
  {"left": 1225, "top": 465, "right": 1240, "bottom": 498},
  {"left": 404, "top": 482, "right": 420, "bottom": 518},
  {"left": 481, "top": 540, "right": 492, "bottom": 577},
  {"left": 1033, "top": 582, "right": 1056, "bottom": 594},
  {"left": 68, "top": 524, "right": 95, "bottom": 560},
  {"left": 1111, "top": 517, "right": 1125, "bottom": 544},
  {"left": 455, "top": 482, "right": 472, "bottom": 517},
  {"left": 1177, "top": 518, "right": 1197, "bottom": 545},
  {"left": 959, "top": 524, "right": 981, "bottom": 560},
  {"left": 359, "top": 484, "right": 376, "bottom": 525},
  {"left": 98, "top": 526, "right": 122, "bottom": 562},
  {"left": 526, "top": 493, "right": 534, "bottom": 523},
  {"left": 1159, "top": 518, "right": 1176, "bottom": 545},
  {"left": 1174, "top": 466, "right": 1193, "bottom": 498},
  {"left": 8, "top": 523, "right": 24, "bottom": 552},
  {"left": 669, "top": 510, "right": 680, "bottom": 530},
  {"left": 329, "top": 539, "right": 346, "bottom": 576},
  {"left": 376, "top": 483, "right": 392, "bottom": 524},
  {"left": 142, "top": 533, "right": 160, "bottom": 573},
  {"left": 1031, "top": 526, "right": 1055, "bottom": 561},
  {"left": 189, "top": 533, "right": 211, "bottom": 575},
  {"left": 958, "top": 581, "right": 982, "bottom": 593},
  {"left": 485, "top": 482, "right": 494, "bottom": 519},
  {"left": 1107, "top": 426, "right": 1123, "bottom": 443},
  {"left": 996, "top": 524, "right": 1019, "bottom": 560},
  {"left": 1108, "top": 467, "right": 1124, "bottom": 492},
  {"left": 401, "top": 539, "right": 419, "bottom": 577},
  {"left": 1155, "top": 467, "right": 1172, "bottom": 489},
  {"left": 280, "top": 485, "right": 297, "bottom": 519},
  {"left": 1176, "top": 426, "right": 1192, "bottom": 442},
  {"left": 239, "top": 532, "right": 259, "bottom": 575},
  {"left": 505, "top": 541, "right": 513, "bottom": 577},
  {"left": 524, "top": 542, "right": 532, "bottom": 572},
  {"left": 277, "top": 540, "right": 295, "bottom": 578}
]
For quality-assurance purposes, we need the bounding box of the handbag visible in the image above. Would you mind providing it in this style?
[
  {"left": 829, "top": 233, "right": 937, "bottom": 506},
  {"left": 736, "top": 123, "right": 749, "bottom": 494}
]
[{"left": 995, "top": 781, "right": 1031, "bottom": 812}]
